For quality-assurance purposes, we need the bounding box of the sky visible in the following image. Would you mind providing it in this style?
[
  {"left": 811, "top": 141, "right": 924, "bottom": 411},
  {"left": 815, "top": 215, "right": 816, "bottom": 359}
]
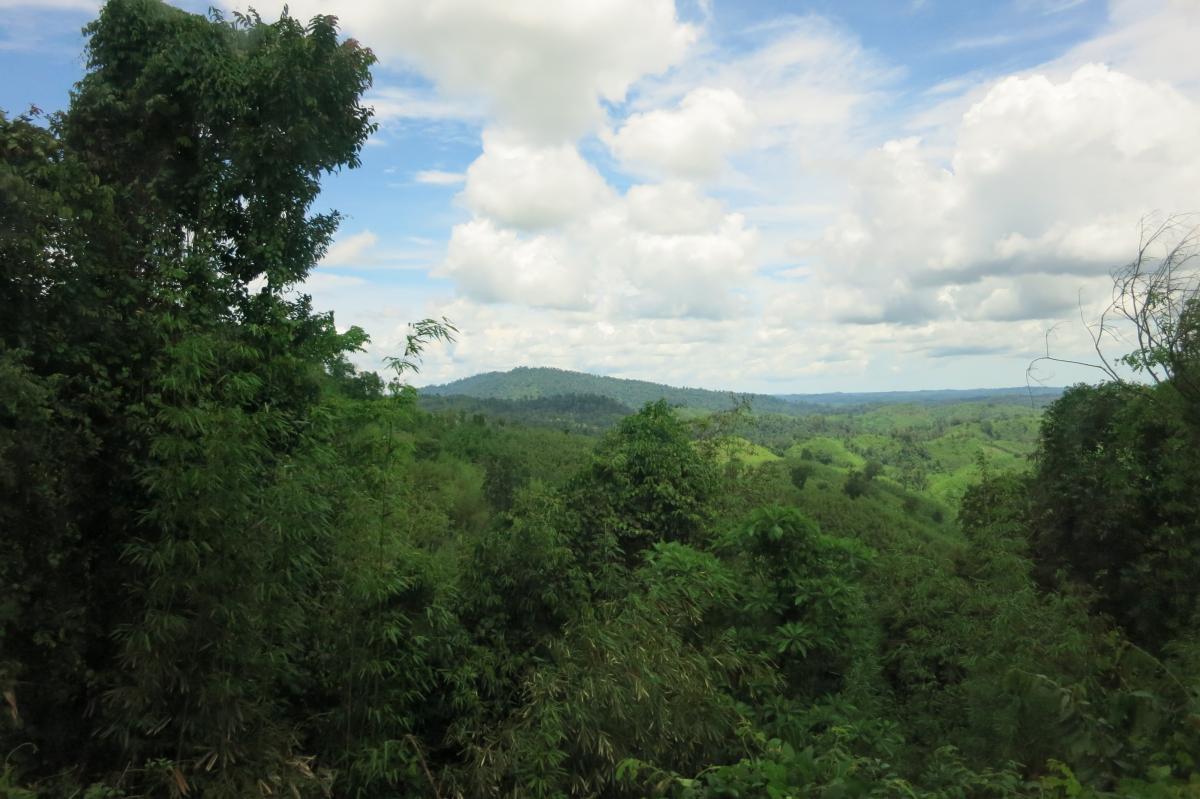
[{"left": 3, "top": 0, "right": 1199, "bottom": 393}]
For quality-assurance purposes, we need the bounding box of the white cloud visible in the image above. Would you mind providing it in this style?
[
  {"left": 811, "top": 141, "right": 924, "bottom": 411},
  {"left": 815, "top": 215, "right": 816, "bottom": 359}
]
[
  {"left": 414, "top": 169, "right": 466, "bottom": 186},
  {"left": 320, "top": 230, "right": 438, "bottom": 271},
  {"left": 400, "top": 294, "right": 1095, "bottom": 394},
  {"left": 808, "top": 64, "right": 1200, "bottom": 325},
  {"left": 606, "top": 87, "right": 753, "bottom": 179},
  {"left": 625, "top": 181, "right": 724, "bottom": 235},
  {"left": 366, "top": 86, "right": 483, "bottom": 123},
  {"left": 1058, "top": 0, "right": 1200, "bottom": 92},
  {"left": 304, "top": 273, "right": 367, "bottom": 290},
  {"left": 224, "top": 0, "right": 1200, "bottom": 392},
  {"left": 1018, "top": 0, "right": 1087, "bottom": 14},
  {"left": 439, "top": 219, "right": 590, "bottom": 310},
  {"left": 322, "top": 230, "right": 379, "bottom": 267},
  {"left": 597, "top": 202, "right": 758, "bottom": 319},
  {"left": 460, "top": 130, "right": 613, "bottom": 229},
  {"left": 683, "top": 16, "right": 894, "bottom": 153},
  {"left": 239, "top": 0, "right": 697, "bottom": 142},
  {"left": 438, "top": 178, "right": 758, "bottom": 320}
]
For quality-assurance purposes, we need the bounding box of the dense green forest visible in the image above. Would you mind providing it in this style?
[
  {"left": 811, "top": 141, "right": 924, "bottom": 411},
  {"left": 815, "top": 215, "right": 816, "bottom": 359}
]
[
  {"left": 420, "top": 390, "right": 1047, "bottom": 512},
  {"left": 3, "top": 3, "right": 1199, "bottom": 798}
]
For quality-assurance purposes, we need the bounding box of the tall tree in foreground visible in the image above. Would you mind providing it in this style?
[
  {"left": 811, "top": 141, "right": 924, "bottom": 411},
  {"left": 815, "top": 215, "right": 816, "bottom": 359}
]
[
  {"left": 1, "top": 1, "right": 378, "bottom": 794},
  {"left": 1028, "top": 216, "right": 1200, "bottom": 648}
]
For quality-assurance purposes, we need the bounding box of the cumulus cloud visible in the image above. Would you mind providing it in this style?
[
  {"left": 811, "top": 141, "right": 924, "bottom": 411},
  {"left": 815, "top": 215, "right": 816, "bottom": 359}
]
[
  {"left": 808, "top": 63, "right": 1200, "bottom": 325},
  {"left": 606, "top": 87, "right": 754, "bottom": 179},
  {"left": 644, "top": 16, "right": 895, "bottom": 155},
  {"left": 399, "top": 293, "right": 1086, "bottom": 394},
  {"left": 607, "top": 204, "right": 759, "bottom": 319},
  {"left": 461, "top": 130, "right": 613, "bottom": 229},
  {"left": 439, "top": 219, "right": 589, "bottom": 310},
  {"left": 223, "top": 0, "right": 1198, "bottom": 392},
  {"left": 241, "top": 0, "right": 697, "bottom": 142},
  {"left": 625, "top": 182, "right": 725, "bottom": 235},
  {"left": 438, "top": 178, "right": 759, "bottom": 319}
]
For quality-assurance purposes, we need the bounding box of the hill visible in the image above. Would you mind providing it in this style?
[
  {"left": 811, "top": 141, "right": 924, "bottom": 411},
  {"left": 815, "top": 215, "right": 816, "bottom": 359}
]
[
  {"left": 419, "top": 366, "right": 812, "bottom": 415},
  {"left": 777, "top": 386, "right": 1063, "bottom": 406},
  {"left": 419, "top": 366, "right": 1062, "bottom": 413},
  {"left": 417, "top": 392, "right": 632, "bottom": 434}
]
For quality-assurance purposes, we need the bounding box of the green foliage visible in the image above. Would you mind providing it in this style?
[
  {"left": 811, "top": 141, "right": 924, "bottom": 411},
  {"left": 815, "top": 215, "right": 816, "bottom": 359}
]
[
  {"left": 722, "top": 507, "right": 875, "bottom": 701},
  {"left": 569, "top": 401, "right": 719, "bottom": 573},
  {"left": 1, "top": 1, "right": 381, "bottom": 793},
  {"left": 789, "top": 462, "right": 812, "bottom": 490},
  {"left": 5, "top": 4, "right": 1199, "bottom": 798},
  {"left": 1030, "top": 382, "right": 1200, "bottom": 648},
  {"left": 420, "top": 391, "right": 633, "bottom": 434}
]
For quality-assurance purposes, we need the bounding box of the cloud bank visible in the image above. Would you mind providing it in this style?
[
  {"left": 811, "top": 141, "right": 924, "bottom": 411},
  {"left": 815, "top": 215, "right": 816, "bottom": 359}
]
[{"left": 218, "top": 0, "right": 1200, "bottom": 391}]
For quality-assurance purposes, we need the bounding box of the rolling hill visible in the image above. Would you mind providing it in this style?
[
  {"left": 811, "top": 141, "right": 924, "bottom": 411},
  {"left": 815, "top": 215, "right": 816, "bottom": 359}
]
[
  {"left": 418, "top": 366, "right": 1062, "bottom": 413},
  {"left": 419, "top": 366, "right": 811, "bottom": 414}
]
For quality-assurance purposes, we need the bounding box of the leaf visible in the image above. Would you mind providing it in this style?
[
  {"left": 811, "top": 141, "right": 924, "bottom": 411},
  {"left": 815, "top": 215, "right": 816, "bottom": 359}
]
[{"left": 3, "top": 688, "right": 18, "bottom": 724}]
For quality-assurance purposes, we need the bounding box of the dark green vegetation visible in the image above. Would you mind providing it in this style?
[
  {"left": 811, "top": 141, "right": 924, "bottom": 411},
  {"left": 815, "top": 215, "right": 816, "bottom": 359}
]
[
  {"left": 420, "top": 392, "right": 635, "bottom": 435},
  {"left": 2, "top": 3, "right": 1199, "bottom": 797}
]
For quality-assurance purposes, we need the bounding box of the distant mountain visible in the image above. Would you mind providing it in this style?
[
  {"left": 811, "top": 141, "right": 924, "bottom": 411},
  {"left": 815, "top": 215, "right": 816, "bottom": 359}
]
[
  {"left": 418, "top": 367, "right": 1063, "bottom": 413},
  {"left": 419, "top": 366, "right": 808, "bottom": 415},
  {"left": 776, "top": 386, "right": 1064, "bottom": 407}
]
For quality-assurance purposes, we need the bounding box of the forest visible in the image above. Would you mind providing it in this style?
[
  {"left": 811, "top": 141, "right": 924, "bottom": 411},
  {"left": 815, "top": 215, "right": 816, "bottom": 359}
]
[{"left": 2, "top": 2, "right": 1199, "bottom": 798}]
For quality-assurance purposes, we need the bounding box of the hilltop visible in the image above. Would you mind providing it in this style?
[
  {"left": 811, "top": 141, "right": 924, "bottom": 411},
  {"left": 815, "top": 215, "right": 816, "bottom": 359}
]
[
  {"left": 418, "top": 366, "right": 1062, "bottom": 413},
  {"left": 418, "top": 366, "right": 809, "bottom": 414}
]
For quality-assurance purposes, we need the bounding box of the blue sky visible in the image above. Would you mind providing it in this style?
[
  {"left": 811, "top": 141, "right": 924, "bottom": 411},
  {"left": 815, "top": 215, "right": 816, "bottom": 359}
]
[{"left": 3, "top": 0, "right": 1198, "bottom": 392}]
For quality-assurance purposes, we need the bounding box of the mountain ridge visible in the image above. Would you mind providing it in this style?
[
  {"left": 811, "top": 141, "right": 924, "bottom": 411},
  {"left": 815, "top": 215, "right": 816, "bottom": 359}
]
[{"left": 418, "top": 366, "right": 1062, "bottom": 412}]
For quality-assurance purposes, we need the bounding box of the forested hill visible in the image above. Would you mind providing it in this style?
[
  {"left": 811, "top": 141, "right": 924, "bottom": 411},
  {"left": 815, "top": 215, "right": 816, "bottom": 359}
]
[
  {"left": 419, "top": 365, "right": 1062, "bottom": 412},
  {"left": 778, "top": 385, "right": 1063, "bottom": 407},
  {"left": 420, "top": 366, "right": 808, "bottom": 414}
]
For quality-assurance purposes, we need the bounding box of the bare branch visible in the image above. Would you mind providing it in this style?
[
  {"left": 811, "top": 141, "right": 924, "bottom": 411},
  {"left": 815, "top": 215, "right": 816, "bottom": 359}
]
[{"left": 1029, "top": 213, "right": 1199, "bottom": 401}]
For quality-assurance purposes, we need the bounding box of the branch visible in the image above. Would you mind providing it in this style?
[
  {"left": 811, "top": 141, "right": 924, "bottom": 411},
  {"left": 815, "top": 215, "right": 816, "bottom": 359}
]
[{"left": 1079, "top": 289, "right": 1120, "bottom": 382}]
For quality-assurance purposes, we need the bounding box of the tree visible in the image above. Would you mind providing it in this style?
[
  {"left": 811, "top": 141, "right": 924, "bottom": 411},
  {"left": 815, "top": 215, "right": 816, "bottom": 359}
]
[
  {"left": 1030, "top": 213, "right": 1200, "bottom": 405},
  {"left": 1, "top": 2, "right": 380, "bottom": 793},
  {"left": 1024, "top": 214, "right": 1200, "bottom": 648},
  {"left": 1107, "top": 215, "right": 1200, "bottom": 400},
  {"left": 843, "top": 461, "right": 881, "bottom": 499},
  {"left": 568, "top": 401, "right": 719, "bottom": 578},
  {"left": 789, "top": 463, "right": 812, "bottom": 490},
  {"left": 1029, "top": 382, "right": 1200, "bottom": 647}
]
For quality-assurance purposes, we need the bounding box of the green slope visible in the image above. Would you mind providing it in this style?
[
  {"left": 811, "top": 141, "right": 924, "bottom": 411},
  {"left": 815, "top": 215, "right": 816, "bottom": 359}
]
[
  {"left": 420, "top": 366, "right": 1063, "bottom": 415},
  {"left": 419, "top": 366, "right": 814, "bottom": 415}
]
